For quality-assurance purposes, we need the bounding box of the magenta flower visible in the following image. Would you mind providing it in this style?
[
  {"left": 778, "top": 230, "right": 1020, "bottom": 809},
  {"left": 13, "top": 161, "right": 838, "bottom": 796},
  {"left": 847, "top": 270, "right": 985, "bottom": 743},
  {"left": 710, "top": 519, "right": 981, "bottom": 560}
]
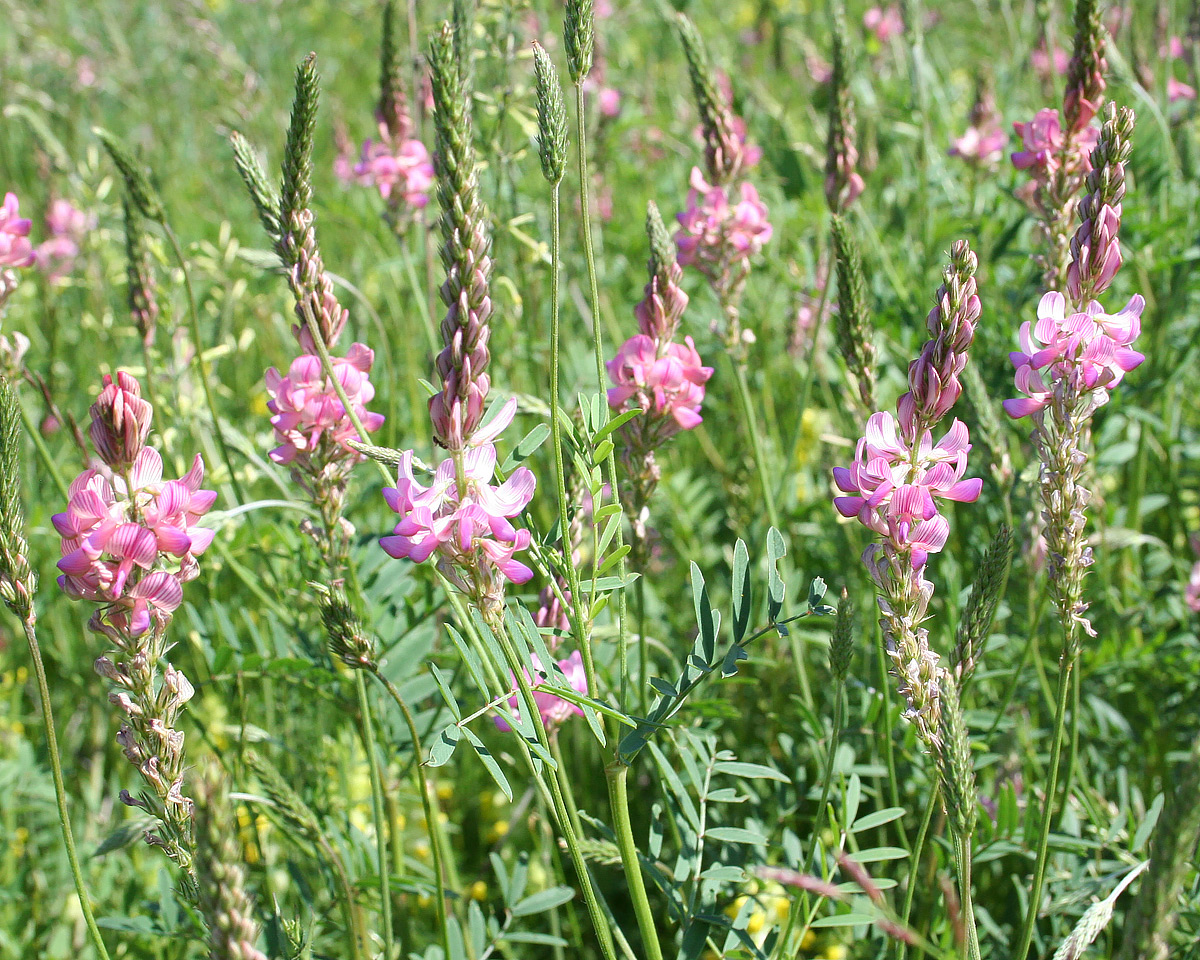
[
  {"left": 598, "top": 87, "right": 622, "bottom": 118},
  {"left": 1031, "top": 44, "right": 1070, "bottom": 78},
  {"left": 0, "top": 193, "right": 35, "bottom": 269},
  {"left": 353, "top": 134, "right": 435, "bottom": 208},
  {"left": 494, "top": 650, "right": 588, "bottom": 732},
  {"left": 607, "top": 334, "right": 713, "bottom": 433},
  {"left": 54, "top": 447, "right": 216, "bottom": 636},
  {"left": 1169, "top": 76, "right": 1196, "bottom": 103},
  {"left": 675, "top": 167, "right": 772, "bottom": 270},
  {"left": 1187, "top": 543, "right": 1200, "bottom": 613},
  {"left": 35, "top": 199, "right": 94, "bottom": 280},
  {"left": 1003, "top": 291, "right": 1145, "bottom": 419},
  {"left": 863, "top": 5, "right": 903, "bottom": 43},
  {"left": 1012, "top": 109, "right": 1099, "bottom": 174},
  {"left": 380, "top": 404, "right": 536, "bottom": 590},
  {"left": 89, "top": 371, "right": 153, "bottom": 471},
  {"left": 949, "top": 124, "right": 1007, "bottom": 166},
  {"left": 264, "top": 344, "right": 386, "bottom": 465}
]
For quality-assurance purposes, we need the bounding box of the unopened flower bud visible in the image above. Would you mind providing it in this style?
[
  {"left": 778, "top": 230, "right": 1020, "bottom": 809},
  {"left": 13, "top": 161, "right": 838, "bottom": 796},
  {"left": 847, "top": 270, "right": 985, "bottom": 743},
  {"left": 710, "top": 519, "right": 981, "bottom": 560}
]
[{"left": 88, "top": 371, "right": 152, "bottom": 470}]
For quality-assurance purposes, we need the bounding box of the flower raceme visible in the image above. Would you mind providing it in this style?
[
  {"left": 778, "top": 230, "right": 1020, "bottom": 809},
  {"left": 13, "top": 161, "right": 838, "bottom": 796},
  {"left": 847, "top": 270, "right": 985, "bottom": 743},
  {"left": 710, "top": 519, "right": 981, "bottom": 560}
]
[
  {"left": 1011, "top": 109, "right": 1099, "bottom": 175},
  {"left": 494, "top": 650, "right": 588, "bottom": 733},
  {"left": 607, "top": 335, "right": 713, "bottom": 435},
  {"left": 36, "top": 199, "right": 95, "bottom": 281},
  {"left": 0, "top": 193, "right": 35, "bottom": 269},
  {"left": 833, "top": 413, "right": 982, "bottom": 569},
  {"left": 264, "top": 343, "right": 385, "bottom": 465},
  {"left": 1003, "top": 291, "right": 1144, "bottom": 420},
  {"left": 380, "top": 404, "right": 536, "bottom": 591},
  {"left": 675, "top": 167, "right": 772, "bottom": 275},
  {"left": 351, "top": 126, "right": 435, "bottom": 209}
]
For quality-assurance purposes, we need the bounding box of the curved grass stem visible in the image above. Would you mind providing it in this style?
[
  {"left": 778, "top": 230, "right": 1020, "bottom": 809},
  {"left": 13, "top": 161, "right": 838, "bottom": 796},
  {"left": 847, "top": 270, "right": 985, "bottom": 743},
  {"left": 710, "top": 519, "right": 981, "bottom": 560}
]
[{"left": 354, "top": 670, "right": 394, "bottom": 959}]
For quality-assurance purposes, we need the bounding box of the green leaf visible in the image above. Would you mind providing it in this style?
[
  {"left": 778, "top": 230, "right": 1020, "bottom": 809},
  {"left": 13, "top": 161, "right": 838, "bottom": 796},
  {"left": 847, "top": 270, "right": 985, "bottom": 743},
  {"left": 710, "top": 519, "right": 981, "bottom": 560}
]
[
  {"left": 766, "top": 527, "right": 786, "bottom": 621},
  {"left": 850, "top": 806, "right": 907, "bottom": 833},
  {"left": 1133, "top": 793, "right": 1164, "bottom": 852},
  {"left": 427, "top": 725, "right": 460, "bottom": 766},
  {"left": 809, "top": 913, "right": 875, "bottom": 928},
  {"left": 511, "top": 886, "right": 576, "bottom": 917},
  {"left": 705, "top": 826, "right": 768, "bottom": 845},
  {"left": 428, "top": 663, "right": 461, "bottom": 720},
  {"left": 691, "top": 562, "right": 719, "bottom": 663},
  {"left": 500, "top": 423, "right": 551, "bottom": 473},
  {"left": 721, "top": 644, "right": 748, "bottom": 678},
  {"left": 731, "top": 539, "right": 751, "bottom": 643},
  {"left": 461, "top": 727, "right": 513, "bottom": 801},
  {"left": 714, "top": 761, "right": 790, "bottom": 783},
  {"left": 592, "top": 407, "right": 643, "bottom": 444},
  {"left": 847, "top": 846, "right": 910, "bottom": 863}
]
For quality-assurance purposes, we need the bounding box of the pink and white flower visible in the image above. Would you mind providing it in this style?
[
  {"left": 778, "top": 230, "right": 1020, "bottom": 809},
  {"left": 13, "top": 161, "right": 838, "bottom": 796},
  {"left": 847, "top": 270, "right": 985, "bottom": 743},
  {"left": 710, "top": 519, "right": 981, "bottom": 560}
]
[
  {"left": 675, "top": 167, "right": 772, "bottom": 270},
  {"left": 353, "top": 135, "right": 435, "bottom": 208},
  {"left": 606, "top": 334, "right": 713, "bottom": 433},
  {"left": 0, "top": 193, "right": 35, "bottom": 269},
  {"left": 35, "top": 199, "right": 95, "bottom": 280},
  {"left": 1003, "top": 291, "right": 1145, "bottom": 419},
  {"left": 264, "top": 344, "right": 386, "bottom": 465}
]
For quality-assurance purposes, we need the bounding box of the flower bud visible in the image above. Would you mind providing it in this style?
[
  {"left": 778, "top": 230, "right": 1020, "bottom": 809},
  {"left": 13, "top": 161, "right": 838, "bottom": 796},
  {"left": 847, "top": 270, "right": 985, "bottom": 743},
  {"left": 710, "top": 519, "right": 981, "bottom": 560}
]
[{"left": 88, "top": 372, "right": 152, "bottom": 470}]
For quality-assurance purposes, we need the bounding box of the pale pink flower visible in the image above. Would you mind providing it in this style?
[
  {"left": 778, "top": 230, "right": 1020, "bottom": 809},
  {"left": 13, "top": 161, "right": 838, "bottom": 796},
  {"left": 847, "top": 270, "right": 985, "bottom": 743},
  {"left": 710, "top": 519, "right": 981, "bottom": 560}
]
[
  {"left": 598, "top": 87, "right": 622, "bottom": 118},
  {"left": 1187, "top": 539, "right": 1200, "bottom": 613},
  {"left": 675, "top": 167, "right": 772, "bottom": 270},
  {"left": 54, "top": 447, "right": 216, "bottom": 636},
  {"left": 1003, "top": 291, "right": 1145, "bottom": 419},
  {"left": 353, "top": 135, "right": 435, "bottom": 208},
  {"left": 380, "top": 404, "right": 536, "bottom": 589},
  {"left": 606, "top": 334, "right": 713, "bottom": 433},
  {"left": 1169, "top": 76, "right": 1196, "bottom": 103},
  {"left": 264, "top": 344, "right": 385, "bottom": 465},
  {"left": 1011, "top": 108, "right": 1099, "bottom": 174},
  {"left": 863, "top": 5, "right": 903, "bottom": 43},
  {"left": 949, "top": 124, "right": 1007, "bottom": 166},
  {"left": 35, "top": 199, "right": 94, "bottom": 280},
  {"left": 1162, "top": 36, "right": 1187, "bottom": 60},
  {"left": 0, "top": 193, "right": 35, "bottom": 269},
  {"left": 1031, "top": 44, "right": 1070, "bottom": 78},
  {"left": 494, "top": 650, "right": 588, "bottom": 732}
]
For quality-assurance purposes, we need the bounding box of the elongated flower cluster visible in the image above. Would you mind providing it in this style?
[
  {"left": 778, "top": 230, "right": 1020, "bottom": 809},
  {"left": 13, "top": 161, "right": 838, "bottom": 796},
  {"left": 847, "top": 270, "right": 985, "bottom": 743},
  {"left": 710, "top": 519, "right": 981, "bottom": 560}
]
[
  {"left": 494, "top": 650, "right": 588, "bottom": 733},
  {"left": 674, "top": 14, "right": 772, "bottom": 347},
  {"left": 381, "top": 405, "right": 536, "bottom": 595},
  {"left": 949, "top": 77, "right": 1006, "bottom": 167},
  {"left": 35, "top": 199, "right": 94, "bottom": 281},
  {"left": 265, "top": 344, "right": 385, "bottom": 466},
  {"left": 1012, "top": 0, "right": 1107, "bottom": 289},
  {"left": 1, "top": 192, "right": 34, "bottom": 312},
  {"left": 1006, "top": 104, "right": 1142, "bottom": 647},
  {"left": 382, "top": 23, "right": 535, "bottom": 614},
  {"left": 55, "top": 372, "right": 214, "bottom": 891},
  {"left": 832, "top": 243, "right": 982, "bottom": 745},
  {"left": 609, "top": 204, "right": 713, "bottom": 538},
  {"left": 826, "top": 7, "right": 864, "bottom": 212}
]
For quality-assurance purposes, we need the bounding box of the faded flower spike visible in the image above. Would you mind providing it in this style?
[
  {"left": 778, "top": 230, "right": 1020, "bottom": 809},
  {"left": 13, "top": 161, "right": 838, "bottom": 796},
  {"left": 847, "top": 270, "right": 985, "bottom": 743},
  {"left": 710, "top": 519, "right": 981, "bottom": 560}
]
[
  {"left": 533, "top": 42, "right": 569, "bottom": 185},
  {"left": 825, "top": 5, "right": 864, "bottom": 212}
]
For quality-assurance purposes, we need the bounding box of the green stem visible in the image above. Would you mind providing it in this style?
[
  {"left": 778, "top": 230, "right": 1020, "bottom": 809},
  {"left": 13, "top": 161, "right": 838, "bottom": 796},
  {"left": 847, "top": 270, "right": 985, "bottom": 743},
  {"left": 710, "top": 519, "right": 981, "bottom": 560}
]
[
  {"left": 161, "top": 225, "right": 244, "bottom": 504},
  {"left": 546, "top": 184, "right": 591, "bottom": 673},
  {"left": 730, "top": 358, "right": 781, "bottom": 535},
  {"left": 1014, "top": 650, "right": 1075, "bottom": 959},
  {"left": 354, "top": 670, "right": 394, "bottom": 960},
  {"left": 955, "top": 835, "right": 982, "bottom": 960},
  {"left": 876, "top": 618, "right": 906, "bottom": 837},
  {"left": 487, "top": 611, "right": 620, "bottom": 960},
  {"left": 22, "top": 620, "right": 112, "bottom": 960},
  {"left": 370, "top": 669, "right": 451, "bottom": 958},
  {"left": 317, "top": 832, "right": 369, "bottom": 960},
  {"left": 605, "top": 764, "right": 664, "bottom": 960},
  {"left": 16, "top": 398, "right": 68, "bottom": 501},
  {"left": 897, "top": 782, "right": 939, "bottom": 960},
  {"left": 574, "top": 80, "right": 630, "bottom": 715}
]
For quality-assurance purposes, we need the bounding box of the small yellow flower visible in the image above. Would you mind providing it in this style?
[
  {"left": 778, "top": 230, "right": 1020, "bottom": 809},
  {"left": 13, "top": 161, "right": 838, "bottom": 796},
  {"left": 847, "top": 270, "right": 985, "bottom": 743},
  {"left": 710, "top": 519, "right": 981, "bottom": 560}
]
[
  {"left": 437, "top": 782, "right": 453, "bottom": 801},
  {"left": 819, "top": 945, "right": 848, "bottom": 960},
  {"left": 468, "top": 880, "right": 488, "bottom": 901},
  {"left": 746, "top": 911, "right": 765, "bottom": 935},
  {"left": 15, "top": 666, "right": 28, "bottom": 684},
  {"left": 800, "top": 931, "right": 817, "bottom": 951},
  {"left": 414, "top": 840, "right": 431, "bottom": 860},
  {"left": 486, "top": 820, "right": 510, "bottom": 844}
]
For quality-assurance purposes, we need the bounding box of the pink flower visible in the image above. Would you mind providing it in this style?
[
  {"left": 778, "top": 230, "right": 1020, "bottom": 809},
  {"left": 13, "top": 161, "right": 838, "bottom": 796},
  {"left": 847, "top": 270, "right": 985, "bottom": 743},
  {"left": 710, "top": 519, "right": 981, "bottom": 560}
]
[
  {"left": 1003, "top": 291, "right": 1145, "bottom": 419},
  {"left": 863, "top": 5, "right": 904, "bottom": 43},
  {"left": 0, "top": 193, "right": 35, "bottom": 269},
  {"left": 264, "top": 344, "right": 386, "bottom": 465},
  {"left": 35, "top": 199, "right": 94, "bottom": 280},
  {"left": 494, "top": 650, "right": 588, "bottom": 732},
  {"left": 1169, "top": 76, "right": 1196, "bottom": 103},
  {"left": 89, "top": 371, "right": 153, "bottom": 471},
  {"left": 832, "top": 412, "right": 981, "bottom": 564},
  {"left": 1187, "top": 539, "right": 1200, "bottom": 613},
  {"left": 675, "top": 167, "right": 772, "bottom": 270},
  {"left": 598, "top": 87, "right": 622, "bottom": 118},
  {"left": 606, "top": 334, "right": 713, "bottom": 433},
  {"left": 949, "top": 124, "right": 1007, "bottom": 166},
  {"left": 54, "top": 447, "right": 216, "bottom": 636},
  {"left": 380, "top": 407, "right": 536, "bottom": 588},
  {"left": 1011, "top": 109, "right": 1099, "bottom": 174},
  {"left": 1031, "top": 44, "right": 1070, "bottom": 77},
  {"left": 352, "top": 134, "right": 435, "bottom": 208}
]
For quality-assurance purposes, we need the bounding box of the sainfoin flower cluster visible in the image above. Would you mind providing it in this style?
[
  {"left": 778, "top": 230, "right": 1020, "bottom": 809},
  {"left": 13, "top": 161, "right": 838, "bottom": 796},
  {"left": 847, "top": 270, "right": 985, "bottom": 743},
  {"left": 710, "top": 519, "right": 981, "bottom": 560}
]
[
  {"left": 55, "top": 374, "right": 216, "bottom": 636},
  {"left": 0, "top": 193, "right": 35, "bottom": 269},
  {"left": 55, "top": 371, "right": 215, "bottom": 887},
  {"left": 675, "top": 167, "right": 772, "bottom": 278},
  {"left": 349, "top": 125, "right": 435, "bottom": 211},
  {"left": 833, "top": 241, "right": 981, "bottom": 744},
  {"left": 265, "top": 343, "right": 385, "bottom": 466},
  {"left": 35, "top": 199, "right": 95, "bottom": 281}
]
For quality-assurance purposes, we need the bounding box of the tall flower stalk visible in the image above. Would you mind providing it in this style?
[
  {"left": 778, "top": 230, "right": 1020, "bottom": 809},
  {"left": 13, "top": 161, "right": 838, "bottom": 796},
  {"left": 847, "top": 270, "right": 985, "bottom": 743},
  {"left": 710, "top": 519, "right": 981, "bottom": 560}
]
[
  {"left": 0, "top": 378, "right": 112, "bottom": 960},
  {"left": 54, "top": 371, "right": 216, "bottom": 902},
  {"left": 1008, "top": 103, "right": 1142, "bottom": 959},
  {"left": 832, "top": 241, "right": 982, "bottom": 746}
]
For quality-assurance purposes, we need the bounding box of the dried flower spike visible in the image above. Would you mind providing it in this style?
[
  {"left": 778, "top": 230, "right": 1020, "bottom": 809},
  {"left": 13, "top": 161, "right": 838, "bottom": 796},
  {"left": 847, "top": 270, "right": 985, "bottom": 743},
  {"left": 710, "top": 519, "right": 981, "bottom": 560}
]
[{"left": 829, "top": 215, "right": 875, "bottom": 412}]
